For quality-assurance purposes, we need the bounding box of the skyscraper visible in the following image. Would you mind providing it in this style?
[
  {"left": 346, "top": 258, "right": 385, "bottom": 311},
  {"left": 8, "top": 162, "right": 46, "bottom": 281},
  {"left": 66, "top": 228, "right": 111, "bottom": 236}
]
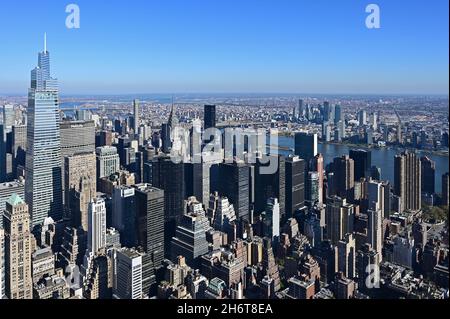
[
  {"left": 60, "top": 120, "right": 96, "bottom": 159},
  {"left": 170, "top": 207, "right": 209, "bottom": 268},
  {"left": 394, "top": 151, "right": 421, "bottom": 212},
  {"left": 204, "top": 105, "right": 216, "bottom": 130},
  {"left": 133, "top": 99, "right": 140, "bottom": 133},
  {"left": 349, "top": 149, "right": 372, "bottom": 181},
  {"left": 337, "top": 233, "right": 356, "bottom": 279},
  {"left": 113, "top": 248, "right": 143, "bottom": 299},
  {"left": 3, "top": 194, "right": 33, "bottom": 299},
  {"left": 64, "top": 152, "right": 97, "bottom": 230},
  {"left": 310, "top": 154, "right": 324, "bottom": 205},
  {"left": 96, "top": 146, "right": 120, "bottom": 180},
  {"left": 112, "top": 186, "right": 137, "bottom": 248},
  {"left": 420, "top": 156, "right": 435, "bottom": 195},
  {"left": 152, "top": 155, "right": 185, "bottom": 255},
  {"left": 87, "top": 197, "right": 107, "bottom": 255},
  {"left": 285, "top": 156, "right": 305, "bottom": 218},
  {"left": 218, "top": 162, "right": 251, "bottom": 223},
  {"left": 334, "top": 104, "right": 342, "bottom": 124},
  {"left": 133, "top": 184, "right": 165, "bottom": 268},
  {"left": 2, "top": 105, "right": 15, "bottom": 130},
  {"left": 325, "top": 196, "right": 355, "bottom": 245},
  {"left": 11, "top": 125, "right": 26, "bottom": 177},
  {"left": 294, "top": 132, "right": 318, "bottom": 166},
  {"left": 254, "top": 155, "right": 285, "bottom": 220},
  {"left": 25, "top": 37, "right": 63, "bottom": 227},
  {"left": 263, "top": 198, "right": 280, "bottom": 242},
  {"left": 306, "top": 171, "right": 319, "bottom": 205},
  {"left": 358, "top": 110, "right": 367, "bottom": 126},
  {"left": 332, "top": 155, "right": 355, "bottom": 198}
]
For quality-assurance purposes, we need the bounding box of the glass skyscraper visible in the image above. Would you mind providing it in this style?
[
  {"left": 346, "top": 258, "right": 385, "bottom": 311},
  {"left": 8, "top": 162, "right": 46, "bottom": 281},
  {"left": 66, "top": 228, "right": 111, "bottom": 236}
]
[{"left": 25, "top": 36, "right": 63, "bottom": 228}]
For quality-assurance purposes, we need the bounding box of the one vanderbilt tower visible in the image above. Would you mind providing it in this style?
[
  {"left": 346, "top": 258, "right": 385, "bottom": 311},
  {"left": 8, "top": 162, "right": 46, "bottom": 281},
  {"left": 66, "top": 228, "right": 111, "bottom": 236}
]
[{"left": 25, "top": 34, "right": 63, "bottom": 228}]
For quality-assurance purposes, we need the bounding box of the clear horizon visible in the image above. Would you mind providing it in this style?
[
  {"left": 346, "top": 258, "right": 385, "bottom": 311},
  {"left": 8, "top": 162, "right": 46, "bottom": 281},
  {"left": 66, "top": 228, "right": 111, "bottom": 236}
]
[{"left": 0, "top": 0, "right": 448, "bottom": 95}]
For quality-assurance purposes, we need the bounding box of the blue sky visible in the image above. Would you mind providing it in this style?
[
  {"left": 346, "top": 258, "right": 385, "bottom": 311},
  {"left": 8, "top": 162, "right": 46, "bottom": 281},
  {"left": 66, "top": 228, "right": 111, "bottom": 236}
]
[{"left": 0, "top": 0, "right": 448, "bottom": 95}]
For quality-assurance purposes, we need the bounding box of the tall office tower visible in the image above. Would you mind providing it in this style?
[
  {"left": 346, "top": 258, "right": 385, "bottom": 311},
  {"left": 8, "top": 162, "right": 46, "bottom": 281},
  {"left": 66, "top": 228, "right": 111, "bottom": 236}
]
[
  {"left": 262, "top": 198, "right": 280, "bottom": 242},
  {"left": 334, "top": 104, "right": 342, "bottom": 124},
  {"left": 204, "top": 105, "right": 216, "bottom": 130},
  {"left": 96, "top": 146, "right": 120, "bottom": 180},
  {"left": 254, "top": 155, "right": 286, "bottom": 220},
  {"left": 12, "top": 125, "right": 26, "bottom": 177},
  {"left": 420, "top": 156, "right": 435, "bottom": 195},
  {"left": 298, "top": 99, "right": 304, "bottom": 118},
  {"left": 294, "top": 132, "right": 318, "bottom": 167},
  {"left": 3, "top": 194, "right": 33, "bottom": 299},
  {"left": 189, "top": 118, "right": 202, "bottom": 160},
  {"left": 380, "top": 182, "right": 392, "bottom": 218},
  {"left": 193, "top": 161, "right": 212, "bottom": 208},
  {"left": 325, "top": 196, "right": 355, "bottom": 245},
  {"left": 349, "top": 149, "right": 371, "bottom": 181},
  {"left": 358, "top": 110, "right": 367, "bottom": 126},
  {"left": 161, "top": 123, "right": 171, "bottom": 153},
  {"left": 371, "top": 112, "right": 378, "bottom": 131},
  {"left": 112, "top": 186, "right": 137, "bottom": 248},
  {"left": 442, "top": 173, "right": 449, "bottom": 207},
  {"left": 332, "top": 155, "right": 355, "bottom": 198},
  {"left": 218, "top": 162, "right": 250, "bottom": 222},
  {"left": 2, "top": 104, "right": 15, "bottom": 130},
  {"left": 152, "top": 155, "right": 185, "bottom": 254},
  {"left": 133, "top": 99, "right": 140, "bottom": 133},
  {"left": 75, "top": 109, "right": 91, "bottom": 121},
  {"left": 87, "top": 197, "right": 106, "bottom": 255},
  {"left": 65, "top": 152, "right": 96, "bottom": 230},
  {"left": 306, "top": 171, "right": 319, "bottom": 205},
  {"left": 356, "top": 244, "right": 380, "bottom": 291},
  {"left": 367, "top": 208, "right": 383, "bottom": 262},
  {"left": 322, "top": 122, "right": 332, "bottom": 142},
  {"left": 113, "top": 248, "right": 143, "bottom": 299},
  {"left": 394, "top": 151, "right": 421, "bottom": 212},
  {"left": 0, "top": 227, "right": 4, "bottom": 299},
  {"left": 25, "top": 38, "right": 63, "bottom": 227},
  {"left": 0, "top": 180, "right": 25, "bottom": 213},
  {"left": 368, "top": 180, "right": 385, "bottom": 213},
  {"left": 337, "top": 233, "right": 356, "bottom": 279},
  {"left": 170, "top": 210, "right": 209, "bottom": 268},
  {"left": 323, "top": 101, "right": 331, "bottom": 122},
  {"left": 285, "top": 156, "right": 305, "bottom": 218},
  {"left": 397, "top": 123, "right": 403, "bottom": 144},
  {"left": 310, "top": 154, "right": 324, "bottom": 205},
  {"left": 133, "top": 184, "right": 165, "bottom": 274},
  {"left": 60, "top": 120, "right": 96, "bottom": 158}
]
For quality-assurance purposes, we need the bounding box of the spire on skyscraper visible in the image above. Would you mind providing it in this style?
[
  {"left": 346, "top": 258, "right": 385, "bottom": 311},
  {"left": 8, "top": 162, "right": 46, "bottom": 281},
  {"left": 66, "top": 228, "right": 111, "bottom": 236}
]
[{"left": 44, "top": 32, "right": 47, "bottom": 53}]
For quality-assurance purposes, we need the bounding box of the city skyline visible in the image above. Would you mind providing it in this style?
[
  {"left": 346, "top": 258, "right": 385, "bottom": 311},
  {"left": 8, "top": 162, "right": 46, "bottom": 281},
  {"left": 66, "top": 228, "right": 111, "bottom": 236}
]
[
  {"left": 0, "top": 0, "right": 449, "bottom": 95},
  {"left": 0, "top": 0, "right": 448, "bottom": 306}
]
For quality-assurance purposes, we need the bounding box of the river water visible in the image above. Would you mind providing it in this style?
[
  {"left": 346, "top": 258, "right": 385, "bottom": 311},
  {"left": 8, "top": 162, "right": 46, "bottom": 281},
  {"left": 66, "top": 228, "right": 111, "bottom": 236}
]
[{"left": 269, "top": 136, "right": 449, "bottom": 192}]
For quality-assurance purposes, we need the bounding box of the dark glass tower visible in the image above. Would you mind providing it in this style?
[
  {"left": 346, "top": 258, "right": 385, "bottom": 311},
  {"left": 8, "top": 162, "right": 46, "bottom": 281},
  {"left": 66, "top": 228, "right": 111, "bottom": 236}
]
[
  {"left": 151, "top": 155, "right": 185, "bottom": 255},
  {"left": 349, "top": 149, "right": 372, "bottom": 181},
  {"left": 294, "top": 132, "right": 317, "bottom": 168},
  {"left": 218, "top": 162, "right": 251, "bottom": 222},
  {"left": 285, "top": 156, "right": 305, "bottom": 219},
  {"left": 204, "top": 105, "right": 216, "bottom": 130},
  {"left": 420, "top": 156, "right": 435, "bottom": 195}
]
